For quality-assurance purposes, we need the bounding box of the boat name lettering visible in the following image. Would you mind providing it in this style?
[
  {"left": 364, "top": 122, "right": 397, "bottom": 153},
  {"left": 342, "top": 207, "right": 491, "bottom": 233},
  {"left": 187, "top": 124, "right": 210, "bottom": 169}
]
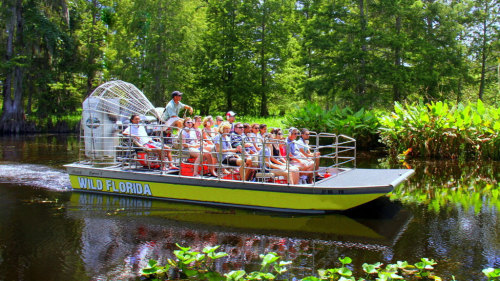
[{"left": 77, "top": 177, "right": 152, "bottom": 196}]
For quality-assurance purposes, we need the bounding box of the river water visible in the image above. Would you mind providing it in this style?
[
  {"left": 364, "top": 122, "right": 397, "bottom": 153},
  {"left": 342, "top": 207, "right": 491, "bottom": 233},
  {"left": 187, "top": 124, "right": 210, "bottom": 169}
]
[{"left": 0, "top": 134, "right": 498, "bottom": 280}]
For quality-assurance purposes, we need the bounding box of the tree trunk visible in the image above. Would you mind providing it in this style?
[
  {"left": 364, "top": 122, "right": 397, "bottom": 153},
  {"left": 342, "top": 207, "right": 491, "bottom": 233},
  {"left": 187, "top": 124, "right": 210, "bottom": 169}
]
[
  {"left": 86, "top": 0, "right": 98, "bottom": 97},
  {"left": 357, "top": 0, "right": 367, "bottom": 102},
  {"left": 478, "top": 9, "right": 488, "bottom": 101},
  {"left": 259, "top": 2, "right": 269, "bottom": 117},
  {"left": 393, "top": 15, "right": 402, "bottom": 102},
  {"left": 1, "top": 0, "right": 26, "bottom": 134}
]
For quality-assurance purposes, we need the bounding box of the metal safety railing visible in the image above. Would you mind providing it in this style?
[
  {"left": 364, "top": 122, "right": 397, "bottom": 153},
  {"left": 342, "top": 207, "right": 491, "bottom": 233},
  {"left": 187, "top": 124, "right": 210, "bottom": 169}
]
[{"left": 78, "top": 121, "right": 356, "bottom": 185}]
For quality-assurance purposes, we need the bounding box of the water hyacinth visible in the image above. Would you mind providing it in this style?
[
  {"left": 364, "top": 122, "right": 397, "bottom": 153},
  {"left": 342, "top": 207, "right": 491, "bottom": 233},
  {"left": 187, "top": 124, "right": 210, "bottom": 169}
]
[{"left": 379, "top": 100, "right": 500, "bottom": 160}]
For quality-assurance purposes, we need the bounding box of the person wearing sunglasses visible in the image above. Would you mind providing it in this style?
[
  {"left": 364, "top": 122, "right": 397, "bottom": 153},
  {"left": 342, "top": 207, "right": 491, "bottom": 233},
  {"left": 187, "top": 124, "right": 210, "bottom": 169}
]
[
  {"left": 214, "top": 116, "right": 224, "bottom": 129},
  {"left": 260, "top": 135, "right": 300, "bottom": 185},
  {"left": 230, "top": 122, "right": 257, "bottom": 177},
  {"left": 214, "top": 122, "right": 253, "bottom": 181},
  {"left": 297, "top": 128, "right": 321, "bottom": 174},
  {"left": 246, "top": 123, "right": 262, "bottom": 150}
]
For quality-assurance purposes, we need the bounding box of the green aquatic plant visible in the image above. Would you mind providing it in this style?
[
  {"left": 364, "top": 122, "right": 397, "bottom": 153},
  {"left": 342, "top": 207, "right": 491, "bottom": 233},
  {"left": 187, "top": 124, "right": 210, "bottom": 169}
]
[
  {"left": 483, "top": 268, "right": 500, "bottom": 280},
  {"left": 141, "top": 259, "right": 170, "bottom": 279},
  {"left": 141, "top": 244, "right": 228, "bottom": 280},
  {"left": 379, "top": 100, "right": 500, "bottom": 159},
  {"left": 317, "top": 256, "right": 354, "bottom": 280},
  {"left": 226, "top": 252, "right": 291, "bottom": 281},
  {"left": 139, "top": 245, "right": 493, "bottom": 280}
]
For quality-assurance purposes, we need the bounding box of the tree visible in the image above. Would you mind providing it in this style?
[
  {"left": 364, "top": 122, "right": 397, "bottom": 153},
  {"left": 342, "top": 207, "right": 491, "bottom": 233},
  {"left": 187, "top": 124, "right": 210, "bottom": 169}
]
[
  {"left": 1, "top": 0, "right": 26, "bottom": 133},
  {"left": 465, "top": 0, "right": 499, "bottom": 101}
]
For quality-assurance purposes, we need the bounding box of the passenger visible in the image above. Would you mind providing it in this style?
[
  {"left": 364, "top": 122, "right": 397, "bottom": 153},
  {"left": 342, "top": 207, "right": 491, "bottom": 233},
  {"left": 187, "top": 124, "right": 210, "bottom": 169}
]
[
  {"left": 194, "top": 115, "right": 218, "bottom": 176},
  {"left": 214, "top": 122, "right": 253, "bottom": 181},
  {"left": 260, "top": 135, "right": 299, "bottom": 185},
  {"left": 214, "top": 116, "right": 224, "bottom": 129},
  {"left": 256, "top": 123, "right": 267, "bottom": 147},
  {"left": 181, "top": 118, "right": 216, "bottom": 177},
  {"left": 247, "top": 123, "right": 260, "bottom": 140},
  {"left": 297, "top": 128, "right": 321, "bottom": 173},
  {"left": 163, "top": 91, "right": 194, "bottom": 123},
  {"left": 232, "top": 122, "right": 258, "bottom": 158},
  {"left": 270, "top": 128, "right": 287, "bottom": 166},
  {"left": 259, "top": 124, "right": 268, "bottom": 137},
  {"left": 202, "top": 116, "right": 216, "bottom": 148},
  {"left": 246, "top": 123, "right": 262, "bottom": 151},
  {"left": 286, "top": 127, "right": 314, "bottom": 182},
  {"left": 163, "top": 118, "right": 184, "bottom": 145},
  {"left": 226, "top": 111, "right": 236, "bottom": 132},
  {"left": 192, "top": 115, "right": 203, "bottom": 142},
  {"left": 123, "top": 114, "right": 177, "bottom": 170},
  {"left": 243, "top": 123, "right": 251, "bottom": 135},
  {"left": 272, "top": 127, "right": 287, "bottom": 158}
]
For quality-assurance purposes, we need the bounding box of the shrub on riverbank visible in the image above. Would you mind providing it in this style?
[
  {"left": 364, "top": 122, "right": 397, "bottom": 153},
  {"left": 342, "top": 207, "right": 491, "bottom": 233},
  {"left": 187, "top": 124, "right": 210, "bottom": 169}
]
[
  {"left": 379, "top": 100, "right": 500, "bottom": 160},
  {"left": 283, "top": 103, "right": 380, "bottom": 149},
  {"left": 26, "top": 112, "right": 81, "bottom": 133}
]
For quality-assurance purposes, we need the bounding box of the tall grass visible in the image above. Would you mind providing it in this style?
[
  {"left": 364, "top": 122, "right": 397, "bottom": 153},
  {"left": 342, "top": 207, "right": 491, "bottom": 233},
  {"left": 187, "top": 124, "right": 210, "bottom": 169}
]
[{"left": 236, "top": 115, "right": 287, "bottom": 129}]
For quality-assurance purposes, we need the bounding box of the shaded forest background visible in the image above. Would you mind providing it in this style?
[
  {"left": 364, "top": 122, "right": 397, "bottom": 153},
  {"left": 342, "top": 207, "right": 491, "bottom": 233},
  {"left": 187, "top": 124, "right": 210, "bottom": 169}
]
[{"left": 1, "top": 0, "right": 498, "bottom": 133}]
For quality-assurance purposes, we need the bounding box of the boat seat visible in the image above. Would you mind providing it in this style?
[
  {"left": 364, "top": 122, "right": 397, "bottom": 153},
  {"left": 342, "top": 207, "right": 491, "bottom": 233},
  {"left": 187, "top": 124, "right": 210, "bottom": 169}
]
[
  {"left": 116, "top": 134, "right": 173, "bottom": 170},
  {"left": 255, "top": 172, "right": 275, "bottom": 182}
]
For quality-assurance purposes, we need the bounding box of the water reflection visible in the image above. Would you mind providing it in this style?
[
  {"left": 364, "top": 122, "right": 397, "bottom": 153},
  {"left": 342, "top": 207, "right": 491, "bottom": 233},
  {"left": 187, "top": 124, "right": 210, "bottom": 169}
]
[
  {"left": 66, "top": 192, "right": 412, "bottom": 279},
  {"left": 388, "top": 159, "right": 499, "bottom": 213}
]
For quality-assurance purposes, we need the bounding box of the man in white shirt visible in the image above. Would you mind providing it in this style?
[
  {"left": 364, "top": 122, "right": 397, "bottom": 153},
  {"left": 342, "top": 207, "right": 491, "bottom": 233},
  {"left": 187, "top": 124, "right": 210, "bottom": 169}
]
[
  {"left": 123, "top": 114, "right": 178, "bottom": 170},
  {"left": 296, "top": 128, "right": 320, "bottom": 174}
]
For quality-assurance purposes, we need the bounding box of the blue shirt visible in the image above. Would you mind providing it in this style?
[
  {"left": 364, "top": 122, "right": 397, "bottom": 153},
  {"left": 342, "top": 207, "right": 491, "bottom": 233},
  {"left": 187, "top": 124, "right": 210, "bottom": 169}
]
[
  {"left": 287, "top": 138, "right": 300, "bottom": 157},
  {"left": 163, "top": 99, "right": 185, "bottom": 120},
  {"left": 213, "top": 134, "right": 233, "bottom": 161}
]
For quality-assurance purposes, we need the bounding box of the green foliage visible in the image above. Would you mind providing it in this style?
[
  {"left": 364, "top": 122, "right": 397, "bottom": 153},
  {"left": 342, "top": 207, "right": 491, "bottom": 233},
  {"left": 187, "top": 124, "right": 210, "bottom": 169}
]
[
  {"left": 140, "top": 245, "right": 497, "bottom": 281},
  {"left": 236, "top": 116, "right": 287, "bottom": 130},
  {"left": 283, "top": 102, "right": 381, "bottom": 149},
  {"left": 379, "top": 100, "right": 500, "bottom": 159},
  {"left": 2, "top": 0, "right": 499, "bottom": 133},
  {"left": 141, "top": 259, "right": 170, "bottom": 279},
  {"left": 483, "top": 268, "right": 500, "bottom": 280}
]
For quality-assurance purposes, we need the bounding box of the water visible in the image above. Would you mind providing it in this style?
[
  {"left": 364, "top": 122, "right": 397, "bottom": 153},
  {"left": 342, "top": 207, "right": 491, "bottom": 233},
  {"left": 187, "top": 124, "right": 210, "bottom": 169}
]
[{"left": 0, "top": 135, "right": 498, "bottom": 280}]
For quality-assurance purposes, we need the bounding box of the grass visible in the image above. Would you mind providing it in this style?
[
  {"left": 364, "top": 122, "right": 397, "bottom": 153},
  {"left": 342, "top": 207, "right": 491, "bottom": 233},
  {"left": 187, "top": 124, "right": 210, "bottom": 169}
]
[{"left": 235, "top": 115, "right": 287, "bottom": 129}]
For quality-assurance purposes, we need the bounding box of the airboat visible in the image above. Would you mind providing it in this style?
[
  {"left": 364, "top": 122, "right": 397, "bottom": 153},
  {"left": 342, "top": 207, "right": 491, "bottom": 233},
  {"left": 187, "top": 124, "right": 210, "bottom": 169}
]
[{"left": 64, "top": 80, "right": 414, "bottom": 213}]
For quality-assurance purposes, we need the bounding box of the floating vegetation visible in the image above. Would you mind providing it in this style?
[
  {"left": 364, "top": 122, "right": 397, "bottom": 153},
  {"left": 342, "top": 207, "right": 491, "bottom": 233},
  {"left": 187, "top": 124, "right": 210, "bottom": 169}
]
[{"left": 139, "top": 244, "right": 499, "bottom": 280}]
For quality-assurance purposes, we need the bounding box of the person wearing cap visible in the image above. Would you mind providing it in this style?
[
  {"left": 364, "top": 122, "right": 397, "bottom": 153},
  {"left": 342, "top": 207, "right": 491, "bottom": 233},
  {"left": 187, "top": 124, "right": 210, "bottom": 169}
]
[
  {"left": 226, "top": 111, "right": 236, "bottom": 132},
  {"left": 163, "top": 91, "right": 194, "bottom": 121}
]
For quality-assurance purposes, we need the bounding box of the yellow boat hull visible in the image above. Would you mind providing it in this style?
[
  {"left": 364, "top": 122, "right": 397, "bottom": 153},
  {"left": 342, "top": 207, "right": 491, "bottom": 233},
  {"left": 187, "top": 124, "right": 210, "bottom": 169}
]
[{"left": 70, "top": 174, "right": 386, "bottom": 212}]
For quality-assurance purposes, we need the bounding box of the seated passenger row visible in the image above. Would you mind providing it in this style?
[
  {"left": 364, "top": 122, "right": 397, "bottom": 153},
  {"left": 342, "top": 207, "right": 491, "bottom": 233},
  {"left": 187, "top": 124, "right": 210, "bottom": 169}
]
[{"left": 123, "top": 114, "right": 320, "bottom": 184}]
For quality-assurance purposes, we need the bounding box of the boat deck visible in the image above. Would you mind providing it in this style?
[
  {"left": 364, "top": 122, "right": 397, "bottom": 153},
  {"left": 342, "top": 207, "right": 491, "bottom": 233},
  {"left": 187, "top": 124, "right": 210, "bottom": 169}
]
[
  {"left": 315, "top": 168, "right": 414, "bottom": 188},
  {"left": 68, "top": 163, "right": 414, "bottom": 190}
]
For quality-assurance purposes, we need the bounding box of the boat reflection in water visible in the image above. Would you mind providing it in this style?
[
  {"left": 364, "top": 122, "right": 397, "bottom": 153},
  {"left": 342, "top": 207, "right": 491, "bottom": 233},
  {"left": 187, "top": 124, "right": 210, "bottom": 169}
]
[{"left": 67, "top": 192, "right": 412, "bottom": 279}]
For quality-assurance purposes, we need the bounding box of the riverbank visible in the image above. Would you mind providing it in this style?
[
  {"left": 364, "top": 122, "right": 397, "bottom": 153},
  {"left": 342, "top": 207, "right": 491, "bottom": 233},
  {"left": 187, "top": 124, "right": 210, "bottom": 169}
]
[{"left": 3, "top": 100, "right": 498, "bottom": 160}]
